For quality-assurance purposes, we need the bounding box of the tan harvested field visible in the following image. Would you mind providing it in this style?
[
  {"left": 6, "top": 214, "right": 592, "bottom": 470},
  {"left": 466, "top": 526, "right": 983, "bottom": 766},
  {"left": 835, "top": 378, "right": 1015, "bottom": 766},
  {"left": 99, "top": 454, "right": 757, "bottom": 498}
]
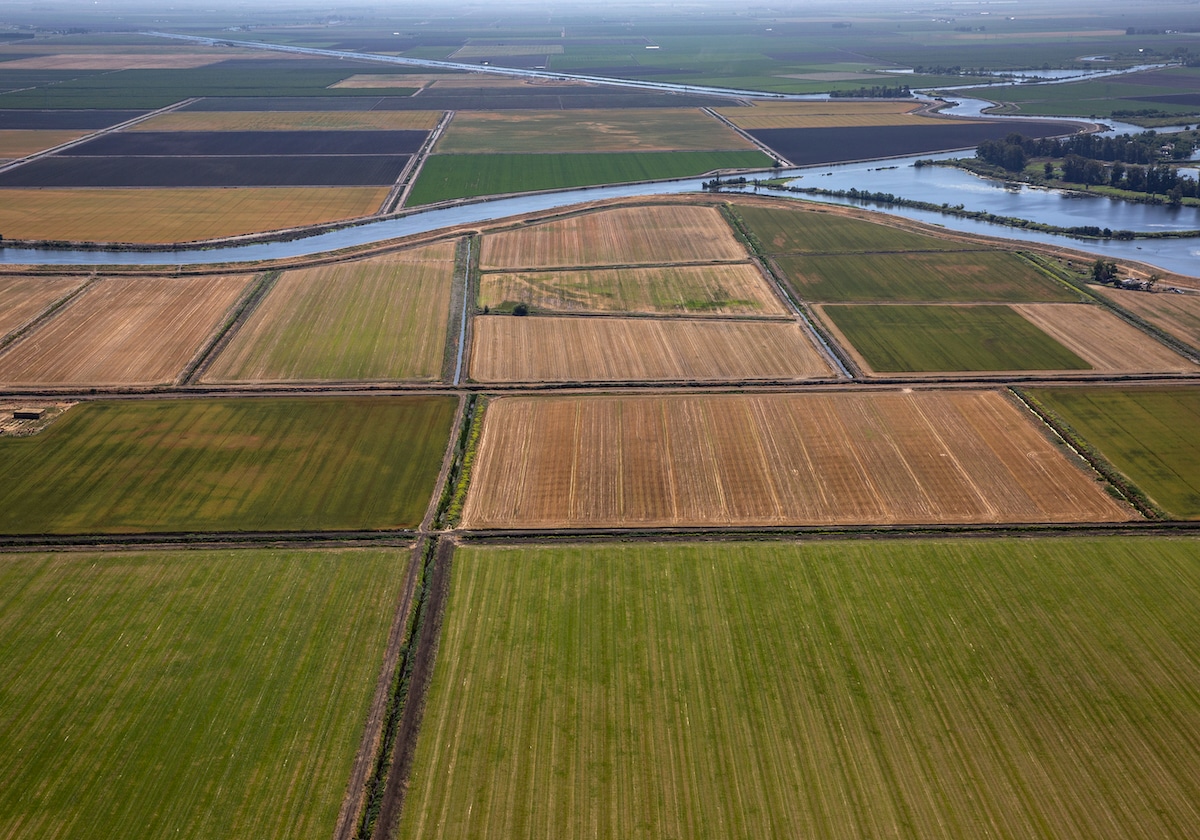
[
  {"left": 204, "top": 242, "right": 456, "bottom": 382},
  {"left": 1012, "top": 303, "right": 1198, "bottom": 373},
  {"left": 1093, "top": 286, "right": 1200, "bottom": 351},
  {"left": 0, "top": 275, "right": 250, "bottom": 386},
  {"left": 470, "top": 316, "right": 832, "bottom": 382},
  {"left": 0, "top": 276, "right": 85, "bottom": 338},
  {"left": 481, "top": 205, "right": 747, "bottom": 269},
  {"left": 479, "top": 262, "right": 788, "bottom": 316},
  {"left": 715, "top": 100, "right": 930, "bottom": 129},
  {"left": 0, "top": 130, "right": 89, "bottom": 157},
  {"left": 461, "top": 391, "right": 1132, "bottom": 528},
  {"left": 129, "top": 110, "right": 443, "bottom": 131},
  {"left": 0, "top": 187, "right": 389, "bottom": 244},
  {"left": 0, "top": 52, "right": 237, "bottom": 69},
  {"left": 435, "top": 109, "right": 756, "bottom": 153}
]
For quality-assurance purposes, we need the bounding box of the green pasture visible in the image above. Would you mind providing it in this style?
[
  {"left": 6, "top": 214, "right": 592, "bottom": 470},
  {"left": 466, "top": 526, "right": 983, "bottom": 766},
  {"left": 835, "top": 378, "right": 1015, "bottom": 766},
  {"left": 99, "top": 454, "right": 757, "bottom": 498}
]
[
  {"left": 401, "top": 539, "right": 1200, "bottom": 840},
  {"left": 956, "top": 68, "right": 1200, "bottom": 120},
  {"left": 0, "top": 548, "right": 406, "bottom": 840},
  {"left": 406, "top": 150, "right": 771, "bottom": 205},
  {"left": 823, "top": 303, "right": 1091, "bottom": 372},
  {"left": 777, "top": 250, "right": 1078, "bottom": 302},
  {"left": 734, "top": 202, "right": 971, "bottom": 254},
  {"left": 1031, "top": 386, "right": 1200, "bottom": 518},
  {"left": 0, "top": 397, "right": 455, "bottom": 533}
]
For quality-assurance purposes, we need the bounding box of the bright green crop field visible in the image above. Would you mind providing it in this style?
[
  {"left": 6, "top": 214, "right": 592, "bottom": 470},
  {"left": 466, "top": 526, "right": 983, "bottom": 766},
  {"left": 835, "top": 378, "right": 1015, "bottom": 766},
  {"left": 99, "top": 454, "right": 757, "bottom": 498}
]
[
  {"left": 776, "top": 250, "right": 1079, "bottom": 302},
  {"left": 406, "top": 150, "right": 771, "bottom": 205},
  {"left": 734, "top": 203, "right": 974, "bottom": 254},
  {"left": 400, "top": 539, "right": 1200, "bottom": 840},
  {"left": 1032, "top": 386, "right": 1200, "bottom": 518},
  {"left": 0, "top": 396, "right": 455, "bottom": 533},
  {"left": 0, "top": 548, "right": 406, "bottom": 840},
  {"left": 823, "top": 303, "right": 1091, "bottom": 372}
]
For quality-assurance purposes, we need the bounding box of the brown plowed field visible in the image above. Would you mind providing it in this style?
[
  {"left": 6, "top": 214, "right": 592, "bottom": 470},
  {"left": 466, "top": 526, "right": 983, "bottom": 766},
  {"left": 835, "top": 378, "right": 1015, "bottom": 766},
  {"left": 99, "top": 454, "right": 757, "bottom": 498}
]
[
  {"left": 129, "top": 111, "right": 444, "bottom": 132},
  {"left": 0, "top": 52, "right": 236, "bottom": 69},
  {"left": 1093, "top": 287, "right": 1200, "bottom": 351},
  {"left": 461, "top": 391, "right": 1131, "bottom": 528},
  {"left": 715, "top": 101, "right": 926, "bottom": 130},
  {"left": 0, "top": 188, "right": 389, "bottom": 243},
  {"left": 0, "top": 130, "right": 89, "bottom": 157},
  {"left": 480, "top": 205, "right": 747, "bottom": 269},
  {"left": 204, "top": 242, "right": 456, "bottom": 382},
  {"left": 0, "top": 275, "right": 250, "bottom": 386},
  {"left": 470, "top": 317, "right": 832, "bottom": 382},
  {"left": 1011, "top": 303, "right": 1198, "bottom": 372},
  {"left": 478, "top": 263, "right": 787, "bottom": 316},
  {"left": 0, "top": 276, "right": 85, "bottom": 338}
]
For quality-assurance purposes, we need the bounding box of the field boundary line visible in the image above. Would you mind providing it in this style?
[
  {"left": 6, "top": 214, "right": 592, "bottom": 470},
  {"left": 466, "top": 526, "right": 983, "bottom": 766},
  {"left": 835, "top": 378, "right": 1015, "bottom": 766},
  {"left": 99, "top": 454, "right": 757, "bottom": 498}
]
[
  {"left": 333, "top": 539, "right": 427, "bottom": 840},
  {"left": 0, "top": 272, "right": 98, "bottom": 355},
  {"left": 422, "top": 394, "right": 468, "bottom": 533},
  {"left": 180, "top": 270, "right": 280, "bottom": 385},
  {"left": 454, "top": 235, "right": 480, "bottom": 385},
  {"left": 382, "top": 110, "right": 452, "bottom": 214},
  {"left": 369, "top": 537, "right": 454, "bottom": 840},
  {"left": 703, "top": 107, "right": 790, "bottom": 166},
  {"left": 0, "top": 98, "right": 200, "bottom": 176}
]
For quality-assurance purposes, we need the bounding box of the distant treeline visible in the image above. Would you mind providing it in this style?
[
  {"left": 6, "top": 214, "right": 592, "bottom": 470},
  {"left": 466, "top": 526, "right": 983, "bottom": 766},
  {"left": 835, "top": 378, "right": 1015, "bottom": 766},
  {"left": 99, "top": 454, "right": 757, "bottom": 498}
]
[{"left": 829, "top": 85, "right": 912, "bottom": 99}]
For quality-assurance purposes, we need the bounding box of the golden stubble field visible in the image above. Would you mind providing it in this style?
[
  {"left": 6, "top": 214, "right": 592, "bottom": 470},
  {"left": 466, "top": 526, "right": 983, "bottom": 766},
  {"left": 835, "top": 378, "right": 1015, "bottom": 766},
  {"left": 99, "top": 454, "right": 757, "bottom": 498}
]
[
  {"left": 0, "top": 188, "right": 389, "bottom": 244},
  {"left": 0, "top": 275, "right": 250, "bottom": 386},
  {"left": 478, "top": 262, "right": 788, "bottom": 316},
  {"left": 1093, "top": 286, "right": 1200, "bottom": 352},
  {"left": 0, "top": 276, "right": 85, "bottom": 338},
  {"left": 470, "top": 316, "right": 831, "bottom": 382},
  {"left": 0, "top": 130, "right": 91, "bottom": 158},
  {"left": 461, "top": 391, "right": 1132, "bottom": 528},
  {"left": 480, "top": 205, "right": 748, "bottom": 269},
  {"left": 1011, "top": 303, "right": 1198, "bottom": 373}
]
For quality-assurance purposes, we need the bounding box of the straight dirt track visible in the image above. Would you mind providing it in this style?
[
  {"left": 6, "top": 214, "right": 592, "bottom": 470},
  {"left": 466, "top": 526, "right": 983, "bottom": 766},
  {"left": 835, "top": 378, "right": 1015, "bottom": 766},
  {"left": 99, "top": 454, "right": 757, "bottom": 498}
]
[{"left": 461, "top": 390, "right": 1132, "bottom": 528}]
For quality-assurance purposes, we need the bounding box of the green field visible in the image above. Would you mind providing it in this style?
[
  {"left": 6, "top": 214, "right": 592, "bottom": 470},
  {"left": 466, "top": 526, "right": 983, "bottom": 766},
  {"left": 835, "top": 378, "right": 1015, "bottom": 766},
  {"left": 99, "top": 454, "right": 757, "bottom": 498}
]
[
  {"left": 734, "top": 203, "right": 973, "bottom": 254},
  {"left": 0, "top": 547, "right": 406, "bottom": 840},
  {"left": 406, "top": 150, "right": 772, "bottom": 205},
  {"left": 400, "top": 539, "right": 1200, "bottom": 840},
  {"left": 0, "top": 397, "right": 455, "bottom": 533},
  {"left": 205, "top": 249, "right": 455, "bottom": 382},
  {"left": 957, "top": 67, "right": 1200, "bottom": 121},
  {"left": 1032, "top": 387, "right": 1200, "bottom": 518},
  {"left": 433, "top": 109, "right": 753, "bottom": 154},
  {"left": 776, "top": 250, "right": 1079, "bottom": 302},
  {"left": 824, "top": 303, "right": 1091, "bottom": 372}
]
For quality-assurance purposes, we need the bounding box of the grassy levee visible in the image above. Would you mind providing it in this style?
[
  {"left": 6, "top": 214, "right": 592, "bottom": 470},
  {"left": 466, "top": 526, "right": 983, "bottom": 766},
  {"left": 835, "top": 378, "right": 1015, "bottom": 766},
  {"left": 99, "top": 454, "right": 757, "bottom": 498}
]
[
  {"left": 399, "top": 539, "right": 1200, "bottom": 840},
  {"left": 822, "top": 304, "right": 1092, "bottom": 372},
  {"left": 0, "top": 397, "right": 455, "bottom": 533},
  {"left": 733, "top": 202, "right": 976, "bottom": 254},
  {"left": 1031, "top": 387, "right": 1200, "bottom": 519},
  {"left": 775, "top": 250, "right": 1082, "bottom": 303},
  {"left": 0, "top": 548, "right": 407, "bottom": 840},
  {"left": 406, "top": 151, "right": 771, "bottom": 206}
]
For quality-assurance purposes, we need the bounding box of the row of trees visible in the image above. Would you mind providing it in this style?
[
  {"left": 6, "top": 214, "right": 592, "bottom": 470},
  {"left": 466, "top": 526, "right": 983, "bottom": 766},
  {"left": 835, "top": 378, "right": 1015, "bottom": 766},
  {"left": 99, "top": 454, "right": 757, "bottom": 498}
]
[{"left": 979, "top": 131, "right": 1196, "bottom": 169}]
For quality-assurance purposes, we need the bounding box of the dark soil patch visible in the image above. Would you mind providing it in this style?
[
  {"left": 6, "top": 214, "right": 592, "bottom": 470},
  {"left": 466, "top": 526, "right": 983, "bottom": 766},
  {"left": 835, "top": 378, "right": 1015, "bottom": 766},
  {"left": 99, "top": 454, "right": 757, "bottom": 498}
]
[
  {"left": 0, "top": 154, "right": 410, "bottom": 186},
  {"left": 70, "top": 130, "right": 429, "bottom": 156},
  {"left": 0, "top": 109, "right": 144, "bottom": 129}
]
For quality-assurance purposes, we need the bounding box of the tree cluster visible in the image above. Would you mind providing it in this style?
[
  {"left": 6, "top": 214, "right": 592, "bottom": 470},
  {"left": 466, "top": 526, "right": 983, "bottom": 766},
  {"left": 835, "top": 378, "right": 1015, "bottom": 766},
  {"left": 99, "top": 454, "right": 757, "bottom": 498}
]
[{"left": 829, "top": 84, "right": 912, "bottom": 99}]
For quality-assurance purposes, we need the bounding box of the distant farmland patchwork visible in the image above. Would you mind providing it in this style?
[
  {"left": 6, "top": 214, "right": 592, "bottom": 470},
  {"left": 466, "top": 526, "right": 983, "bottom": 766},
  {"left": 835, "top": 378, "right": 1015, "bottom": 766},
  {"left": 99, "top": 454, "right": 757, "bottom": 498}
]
[
  {"left": 462, "top": 391, "right": 1127, "bottom": 527},
  {"left": 402, "top": 538, "right": 1200, "bottom": 840},
  {"left": 206, "top": 241, "right": 457, "bottom": 382},
  {"left": 0, "top": 548, "right": 406, "bottom": 840},
  {"left": 0, "top": 397, "right": 455, "bottom": 533}
]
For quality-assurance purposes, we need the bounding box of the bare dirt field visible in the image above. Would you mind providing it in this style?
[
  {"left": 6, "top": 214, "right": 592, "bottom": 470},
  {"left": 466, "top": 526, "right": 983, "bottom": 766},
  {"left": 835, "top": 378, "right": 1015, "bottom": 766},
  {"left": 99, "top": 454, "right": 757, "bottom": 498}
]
[
  {"left": 1011, "top": 303, "right": 1198, "bottom": 373},
  {"left": 0, "top": 130, "right": 89, "bottom": 157},
  {"left": 0, "top": 53, "right": 243, "bottom": 69},
  {"left": 461, "top": 391, "right": 1132, "bottom": 528},
  {"left": 714, "top": 101, "right": 928, "bottom": 130},
  {"left": 0, "top": 188, "right": 389, "bottom": 243},
  {"left": 478, "top": 262, "right": 788, "bottom": 316},
  {"left": 0, "top": 276, "right": 85, "bottom": 338},
  {"left": 480, "top": 205, "right": 747, "bottom": 269},
  {"left": 470, "top": 316, "right": 833, "bottom": 382},
  {"left": 0, "top": 275, "right": 250, "bottom": 386},
  {"left": 129, "top": 111, "right": 443, "bottom": 132},
  {"left": 204, "top": 242, "right": 456, "bottom": 382},
  {"left": 1093, "top": 287, "right": 1200, "bottom": 352}
]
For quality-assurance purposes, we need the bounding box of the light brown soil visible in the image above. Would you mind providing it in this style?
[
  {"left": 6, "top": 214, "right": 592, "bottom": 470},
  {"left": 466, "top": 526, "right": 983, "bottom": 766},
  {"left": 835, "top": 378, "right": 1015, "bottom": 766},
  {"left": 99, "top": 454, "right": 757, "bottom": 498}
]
[
  {"left": 461, "top": 391, "right": 1132, "bottom": 528},
  {"left": 1011, "top": 303, "right": 1198, "bottom": 373},
  {"left": 0, "top": 275, "right": 85, "bottom": 338},
  {"left": 0, "top": 130, "right": 90, "bottom": 157},
  {"left": 469, "top": 316, "right": 833, "bottom": 382},
  {"left": 1092, "top": 287, "right": 1200, "bottom": 352},
  {"left": 0, "top": 275, "right": 251, "bottom": 386},
  {"left": 0, "top": 53, "right": 237, "bottom": 69},
  {"left": 480, "top": 205, "right": 748, "bottom": 270}
]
